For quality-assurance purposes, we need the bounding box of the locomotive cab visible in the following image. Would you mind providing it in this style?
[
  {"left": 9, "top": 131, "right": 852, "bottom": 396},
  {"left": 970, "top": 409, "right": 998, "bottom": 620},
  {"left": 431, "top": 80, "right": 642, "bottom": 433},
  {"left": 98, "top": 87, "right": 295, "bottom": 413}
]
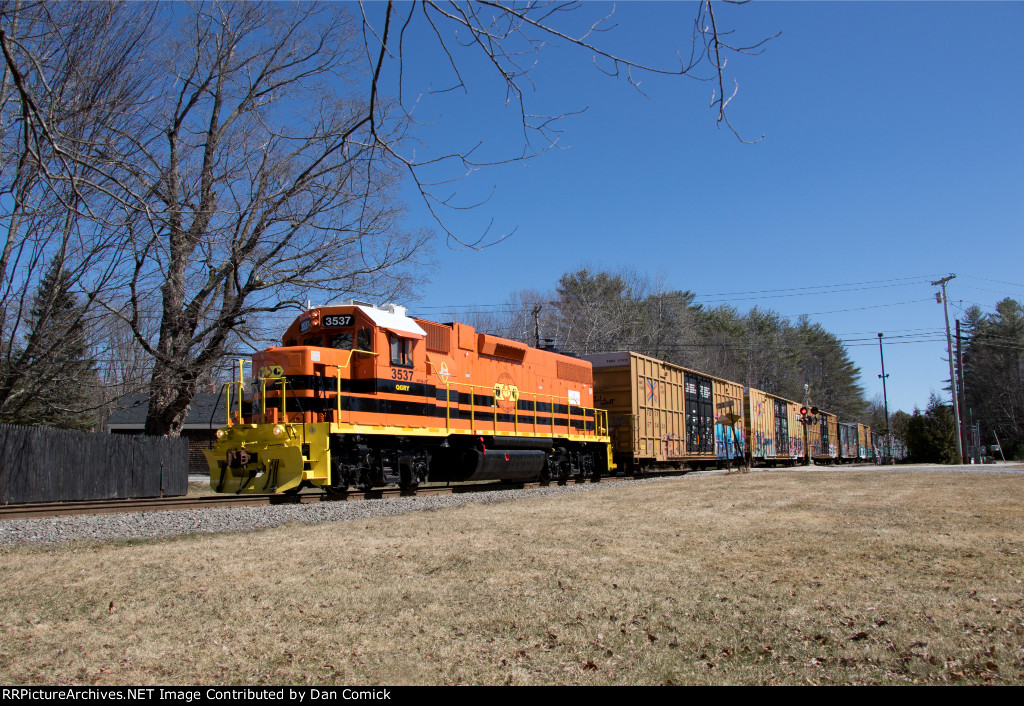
[{"left": 250, "top": 302, "right": 428, "bottom": 427}]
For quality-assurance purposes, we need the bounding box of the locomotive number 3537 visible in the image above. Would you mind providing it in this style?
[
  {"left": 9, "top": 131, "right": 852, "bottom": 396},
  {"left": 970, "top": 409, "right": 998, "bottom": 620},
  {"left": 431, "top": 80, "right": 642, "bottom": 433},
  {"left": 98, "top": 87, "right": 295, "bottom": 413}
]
[{"left": 323, "top": 315, "right": 353, "bottom": 327}]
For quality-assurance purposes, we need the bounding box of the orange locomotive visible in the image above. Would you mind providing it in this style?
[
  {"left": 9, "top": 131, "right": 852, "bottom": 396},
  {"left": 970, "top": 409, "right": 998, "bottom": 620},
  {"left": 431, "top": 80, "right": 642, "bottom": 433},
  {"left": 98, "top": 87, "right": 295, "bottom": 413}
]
[{"left": 207, "top": 301, "right": 612, "bottom": 494}]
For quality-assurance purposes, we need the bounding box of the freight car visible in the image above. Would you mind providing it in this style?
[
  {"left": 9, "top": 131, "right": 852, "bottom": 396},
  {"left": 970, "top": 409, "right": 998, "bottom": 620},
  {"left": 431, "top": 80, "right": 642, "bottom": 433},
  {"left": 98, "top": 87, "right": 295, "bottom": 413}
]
[
  {"left": 206, "top": 302, "right": 612, "bottom": 494},
  {"left": 857, "top": 423, "right": 873, "bottom": 462},
  {"left": 746, "top": 389, "right": 805, "bottom": 467},
  {"left": 838, "top": 421, "right": 859, "bottom": 462},
  {"left": 806, "top": 409, "right": 840, "bottom": 464},
  {"left": 824, "top": 419, "right": 874, "bottom": 465},
  {"left": 581, "top": 351, "right": 746, "bottom": 473},
  {"left": 583, "top": 351, "right": 862, "bottom": 471}
]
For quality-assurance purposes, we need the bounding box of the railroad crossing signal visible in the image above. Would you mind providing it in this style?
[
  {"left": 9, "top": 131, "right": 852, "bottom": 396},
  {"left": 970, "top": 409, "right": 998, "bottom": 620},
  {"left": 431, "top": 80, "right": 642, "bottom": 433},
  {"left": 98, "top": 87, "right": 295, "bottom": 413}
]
[{"left": 798, "top": 406, "right": 819, "bottom": 424}]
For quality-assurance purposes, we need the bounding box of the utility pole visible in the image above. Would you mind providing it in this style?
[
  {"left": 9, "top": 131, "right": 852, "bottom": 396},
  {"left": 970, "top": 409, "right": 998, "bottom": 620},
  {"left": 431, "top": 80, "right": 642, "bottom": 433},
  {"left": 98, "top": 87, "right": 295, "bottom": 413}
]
[
  {"left": 531, "top": 305, "right": 542, "bottom": 349},
  {"left": 931, "top": 274, "right": 963, "bottom": 461},
  {"left": 956, "top": 319, "right": 967, "bottom": 462},
  {"left": 877, "top": 333, "right": 892, "bottom": 464}
]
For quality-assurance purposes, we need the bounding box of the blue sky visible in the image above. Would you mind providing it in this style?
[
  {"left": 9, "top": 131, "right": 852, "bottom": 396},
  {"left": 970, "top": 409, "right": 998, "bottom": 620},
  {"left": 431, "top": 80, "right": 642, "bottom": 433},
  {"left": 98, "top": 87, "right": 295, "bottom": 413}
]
[{"left": 372, "top": 1, "right": 1024, "bottom": 416}]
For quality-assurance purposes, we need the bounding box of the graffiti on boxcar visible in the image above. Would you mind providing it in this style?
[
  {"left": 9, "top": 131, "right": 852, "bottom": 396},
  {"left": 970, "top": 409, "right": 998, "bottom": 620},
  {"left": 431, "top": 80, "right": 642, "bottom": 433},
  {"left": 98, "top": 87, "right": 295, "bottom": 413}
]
[
  {"left": 662, "top": 432, "right": 683, "bottom": 458},
  {"left": 789, "top": 436, "right": 804, "bottom": 458},
  {"left": 715, "top": 424, "right": 746, "bottom": 460},
  {"left": 753, "top": 430, "right": 773, "bottom": 457}
]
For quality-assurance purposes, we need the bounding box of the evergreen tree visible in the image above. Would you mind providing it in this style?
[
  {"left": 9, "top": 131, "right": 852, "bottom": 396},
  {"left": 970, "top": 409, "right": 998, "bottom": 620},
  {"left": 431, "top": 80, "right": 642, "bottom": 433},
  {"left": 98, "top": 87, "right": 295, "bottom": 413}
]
[
  {"left": 793, "top": 317, "right": 867, "bottom": 420},
  {"left": 637, "top": 289, "right": 698, "bottom": 366},
  {"left": 962, "top": 299, "right": 1024, "bottom": 458},
  {"left": 0, "top": 260, "right": 99, "bottom": 430},
  {"left": 546, "top": 268, "right": 698, "bottom": 361},
  {"left": 503, "top": 268, "right": 873, "bottom": 422},
  {"left": 904, "top": 394, "right": 958, "bottom": 464},
  {"left": 693, "top": 304, "right": 746, "bottom": 382},
  {"left": 743, "top": 308, "right": 802, "bottom": 398}
]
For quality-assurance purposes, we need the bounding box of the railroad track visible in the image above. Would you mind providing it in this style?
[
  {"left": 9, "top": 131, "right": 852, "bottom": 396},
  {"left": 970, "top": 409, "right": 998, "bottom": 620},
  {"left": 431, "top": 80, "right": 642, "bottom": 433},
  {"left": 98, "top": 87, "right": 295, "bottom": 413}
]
[{"left": 0, "top": 478, "right": 600, "bottom": 521}]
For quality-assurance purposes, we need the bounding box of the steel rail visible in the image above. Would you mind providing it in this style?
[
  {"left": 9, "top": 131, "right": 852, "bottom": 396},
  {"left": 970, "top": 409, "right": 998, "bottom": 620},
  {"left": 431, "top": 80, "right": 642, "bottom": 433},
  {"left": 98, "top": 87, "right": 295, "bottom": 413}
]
[{"left": 0, "top": 478, "right": 611, "bottom": 521}]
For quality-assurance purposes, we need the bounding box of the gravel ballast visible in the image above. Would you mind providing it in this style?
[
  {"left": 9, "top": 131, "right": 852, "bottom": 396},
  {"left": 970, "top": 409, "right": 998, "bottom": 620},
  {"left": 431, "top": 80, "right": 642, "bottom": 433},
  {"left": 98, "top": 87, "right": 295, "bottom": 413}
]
[
  {"left": 0, "top": 476, "right": 681, "bottom": 548},
  {"left": 3, "top": 465, "right": 1020, "bottom": 548}
]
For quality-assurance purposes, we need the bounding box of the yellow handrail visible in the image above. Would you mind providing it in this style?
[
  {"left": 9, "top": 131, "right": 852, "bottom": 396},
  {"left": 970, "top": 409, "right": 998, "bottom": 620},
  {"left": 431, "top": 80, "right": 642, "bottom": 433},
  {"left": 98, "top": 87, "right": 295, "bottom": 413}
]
[
  {"left": 259, "top": 376, "right": 288, "bottom": 422},
  {"left": 425, "top": 360, "right": 452, "bottom": 429},
  {"left": 223, "top": 359, "right": 251, "bottom": 426},
  {"left": 249, "top": 354, "right": 608, "bottom": 439},
  {"left": 327, "top": 348, "right": 377, "bottom": 420},
  {"left": 422, "top": 360, "right": 607, "bottom": 438}
]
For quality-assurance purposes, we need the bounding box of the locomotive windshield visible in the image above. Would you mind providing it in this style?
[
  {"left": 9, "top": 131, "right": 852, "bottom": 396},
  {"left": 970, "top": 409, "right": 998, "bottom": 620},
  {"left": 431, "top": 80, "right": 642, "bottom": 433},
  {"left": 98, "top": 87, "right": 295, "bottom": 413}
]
[{"left": 330, "top": 332, "right": 353, "bottom": 349}]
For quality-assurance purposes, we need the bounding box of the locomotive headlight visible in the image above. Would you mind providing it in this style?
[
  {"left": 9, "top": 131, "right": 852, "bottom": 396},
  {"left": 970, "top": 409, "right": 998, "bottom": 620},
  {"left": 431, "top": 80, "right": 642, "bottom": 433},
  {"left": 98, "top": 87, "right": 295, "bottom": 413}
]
[
  {"left": 272, "top": 425, "right": 285, "bottom": 437},
  {"left": 216, "top": 428, "right": 228, "bottom": 439}
]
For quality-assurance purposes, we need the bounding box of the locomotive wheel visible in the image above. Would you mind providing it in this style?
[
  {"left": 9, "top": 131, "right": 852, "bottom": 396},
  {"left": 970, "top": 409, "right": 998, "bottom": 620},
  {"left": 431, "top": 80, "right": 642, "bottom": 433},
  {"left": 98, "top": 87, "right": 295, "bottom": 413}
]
[
  {"left": 357, "top": 476, "right": 375, "bottom": 493},
  {"left": 327, "top": 475, "right": 350, "bottom": 495},
  {"left": 399, "top": 466, "right": 419, "bottom": 493}
]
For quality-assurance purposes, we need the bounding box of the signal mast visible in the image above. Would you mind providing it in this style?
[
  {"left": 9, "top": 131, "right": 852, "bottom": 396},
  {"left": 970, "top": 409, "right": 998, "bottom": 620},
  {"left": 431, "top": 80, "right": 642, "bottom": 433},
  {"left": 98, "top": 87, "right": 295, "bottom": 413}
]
[{"left": 799, "top": 383, "right": 820, "bottom": 426}]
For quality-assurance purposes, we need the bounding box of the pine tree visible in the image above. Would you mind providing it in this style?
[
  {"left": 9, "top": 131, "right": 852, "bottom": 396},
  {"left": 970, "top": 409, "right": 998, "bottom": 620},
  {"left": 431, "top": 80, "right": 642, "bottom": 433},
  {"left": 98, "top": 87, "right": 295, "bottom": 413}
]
[
  {"left": 962, "top": 298, "right": 1024, "bottom": 457},
  {"left": 904, "top": 394, "right": 958, "bottom": 464},
  {"left": 3, "top": 260, "right": 100, "bottom": 430},
  {"left": 793, "top": 317, "right": 867, "bottom": 420}
]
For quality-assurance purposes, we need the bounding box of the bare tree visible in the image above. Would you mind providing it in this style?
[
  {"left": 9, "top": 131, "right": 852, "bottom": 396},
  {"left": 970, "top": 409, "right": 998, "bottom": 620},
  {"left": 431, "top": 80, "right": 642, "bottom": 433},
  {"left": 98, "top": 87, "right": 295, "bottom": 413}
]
[
  {"left": 357, "top": 0, "right": 773, "bottom": 248},
  {"left": 0, "top": 1, "right": 157, "bottom": 425},
  {"left": 102, "top": 3, "right": 432, "bottom": 435},
  {"left": 497, "top": 289, "right": 549, "bottom": 346}
]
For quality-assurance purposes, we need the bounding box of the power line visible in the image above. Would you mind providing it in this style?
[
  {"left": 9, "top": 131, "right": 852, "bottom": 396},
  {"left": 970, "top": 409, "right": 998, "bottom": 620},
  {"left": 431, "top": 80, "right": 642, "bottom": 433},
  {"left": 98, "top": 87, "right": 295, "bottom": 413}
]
[
  {"left": 413, "top": 274, "right": 945, "bottom": 312},
  {"left": 962, "top": 275, "right": 1024, "bottom": 289},
  {"left": 777, "top": 298, "right": 933, "bottom": 317}
]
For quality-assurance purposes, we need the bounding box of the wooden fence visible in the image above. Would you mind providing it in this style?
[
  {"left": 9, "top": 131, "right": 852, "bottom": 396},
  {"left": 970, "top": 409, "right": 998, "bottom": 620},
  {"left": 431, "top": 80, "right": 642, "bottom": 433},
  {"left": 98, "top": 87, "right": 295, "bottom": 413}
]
[{"left": 0, "top": 425, "right": 187, "bottom": 504}]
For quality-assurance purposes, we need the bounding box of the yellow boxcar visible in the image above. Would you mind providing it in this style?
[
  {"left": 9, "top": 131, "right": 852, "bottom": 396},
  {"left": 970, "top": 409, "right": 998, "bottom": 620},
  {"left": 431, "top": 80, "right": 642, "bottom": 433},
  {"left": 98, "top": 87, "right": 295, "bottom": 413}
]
[
  {"left": 807, "top": 411, "right": 839, "bottom": 464},
  {"left": 583, "top": 352, "right": 745, "bottom": 472},
  {"left": 746, "top": 389, "right": 806, "bottom": 466},
  {"left": 857, "top": 423, "right": 873, "bottom": 461}
]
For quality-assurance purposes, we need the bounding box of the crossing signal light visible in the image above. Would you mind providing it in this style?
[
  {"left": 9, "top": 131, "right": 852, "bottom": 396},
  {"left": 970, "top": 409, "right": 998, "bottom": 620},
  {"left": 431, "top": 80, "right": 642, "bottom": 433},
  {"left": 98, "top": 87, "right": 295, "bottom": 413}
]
[{"left": 798, "top": 405, "right": 821, "bottom": 425}]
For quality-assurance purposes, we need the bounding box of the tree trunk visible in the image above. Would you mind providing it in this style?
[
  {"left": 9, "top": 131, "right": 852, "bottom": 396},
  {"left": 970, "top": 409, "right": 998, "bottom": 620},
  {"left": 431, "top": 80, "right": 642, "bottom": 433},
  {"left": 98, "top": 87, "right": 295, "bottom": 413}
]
[{"left": 143, "top": 358, "right": 198, "bottom": 437}]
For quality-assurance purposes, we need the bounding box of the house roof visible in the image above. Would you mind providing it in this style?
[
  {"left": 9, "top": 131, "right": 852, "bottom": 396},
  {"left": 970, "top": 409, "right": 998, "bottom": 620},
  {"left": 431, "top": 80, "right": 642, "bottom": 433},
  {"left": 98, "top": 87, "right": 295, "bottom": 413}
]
[{"left": 107, "top": 393, "right": 231, "bottom": 431}]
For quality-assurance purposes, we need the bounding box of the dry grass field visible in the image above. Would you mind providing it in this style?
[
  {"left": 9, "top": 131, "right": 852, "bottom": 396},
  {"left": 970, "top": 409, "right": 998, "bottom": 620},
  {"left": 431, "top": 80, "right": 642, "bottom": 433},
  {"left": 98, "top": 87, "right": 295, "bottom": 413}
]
[{"left": 2, "top": 470, "right": 1023, "bottom": 685}]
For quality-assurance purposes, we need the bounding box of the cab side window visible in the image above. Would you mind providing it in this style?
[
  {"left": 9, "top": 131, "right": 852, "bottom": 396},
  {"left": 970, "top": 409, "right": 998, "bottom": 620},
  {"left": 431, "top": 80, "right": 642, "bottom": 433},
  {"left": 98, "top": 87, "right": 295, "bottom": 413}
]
[
  {"left": 357, "top": 327, "right": 373, "bottom": 352},
  {"left": 389, "top": 335, "right": 413, "bottom": 367}
]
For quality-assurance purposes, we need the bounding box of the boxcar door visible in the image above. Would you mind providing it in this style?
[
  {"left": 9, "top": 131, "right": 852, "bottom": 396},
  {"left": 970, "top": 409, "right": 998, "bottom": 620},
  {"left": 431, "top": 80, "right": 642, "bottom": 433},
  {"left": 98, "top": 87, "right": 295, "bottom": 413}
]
[
  {"left": 684, "top": 372, "right": 714, "bottom": 454},
  {"left": 773, "top": 399, "right": 789, "bottom": 458}
]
